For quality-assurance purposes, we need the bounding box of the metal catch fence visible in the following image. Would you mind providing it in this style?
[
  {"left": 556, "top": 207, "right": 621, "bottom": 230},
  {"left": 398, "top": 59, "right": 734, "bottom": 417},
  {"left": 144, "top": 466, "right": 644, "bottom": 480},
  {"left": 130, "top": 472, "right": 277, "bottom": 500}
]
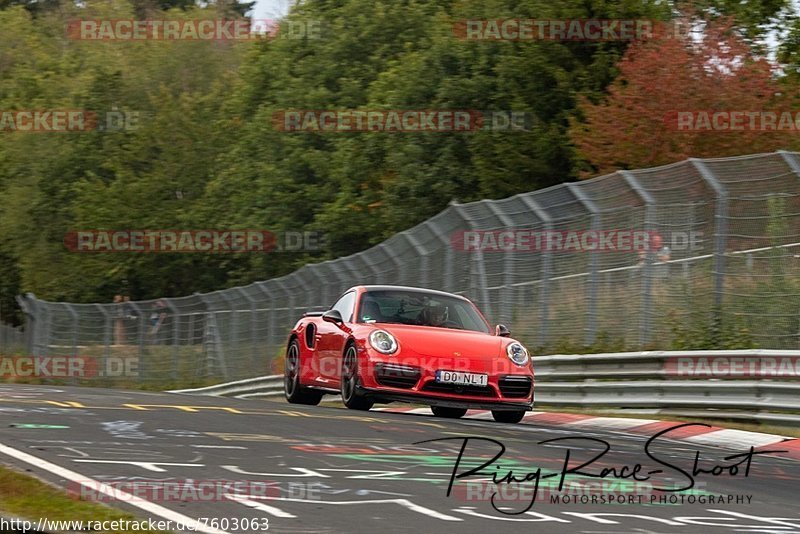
[{"left": 12, "top": 150, "right": 800, "bottom": 385}]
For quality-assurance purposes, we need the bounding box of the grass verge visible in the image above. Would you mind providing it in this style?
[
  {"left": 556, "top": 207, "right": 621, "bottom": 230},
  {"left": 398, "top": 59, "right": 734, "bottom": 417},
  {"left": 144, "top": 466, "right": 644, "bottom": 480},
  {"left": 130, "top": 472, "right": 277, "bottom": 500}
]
[{"left": 0, "top": 464, "right": 168, "bottom": 533}]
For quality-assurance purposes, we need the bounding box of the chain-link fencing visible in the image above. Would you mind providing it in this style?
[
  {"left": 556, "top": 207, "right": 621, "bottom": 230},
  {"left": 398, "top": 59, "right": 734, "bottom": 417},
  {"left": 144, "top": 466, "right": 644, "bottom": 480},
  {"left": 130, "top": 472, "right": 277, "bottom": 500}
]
[{"left": 11, "top": 150, "right": 800, "bottom": 386}]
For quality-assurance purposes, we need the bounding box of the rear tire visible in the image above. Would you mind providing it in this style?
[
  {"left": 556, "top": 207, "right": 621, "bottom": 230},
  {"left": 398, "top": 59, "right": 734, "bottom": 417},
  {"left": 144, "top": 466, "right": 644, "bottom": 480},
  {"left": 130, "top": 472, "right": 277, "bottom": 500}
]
[
  {"left": 491, "top": 410, "right": 526, "bottom": 424},
  {"left": 341, "top": 343, "right": 374, "bottom": 411},
  {"left": 284, "top": 339, "right": 323, "bottom": 406},
  {"left": 431, "top": 406, "right": 468, "bottom": 419}
]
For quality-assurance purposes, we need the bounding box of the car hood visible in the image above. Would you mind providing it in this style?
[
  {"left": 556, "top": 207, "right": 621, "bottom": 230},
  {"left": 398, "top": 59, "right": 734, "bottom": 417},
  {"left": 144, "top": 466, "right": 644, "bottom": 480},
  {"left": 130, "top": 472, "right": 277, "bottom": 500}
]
[{"left": 369, "top": 323, "right": 506, "bottom": 359}]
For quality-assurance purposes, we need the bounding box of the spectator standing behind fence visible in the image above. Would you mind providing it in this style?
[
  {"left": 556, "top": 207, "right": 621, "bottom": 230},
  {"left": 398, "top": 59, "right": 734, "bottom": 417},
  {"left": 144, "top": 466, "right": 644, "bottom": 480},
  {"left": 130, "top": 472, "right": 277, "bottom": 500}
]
[
  {"left": 149, "top": 299, "right": 167, "bottom": 344},
  {"left": 638, "top": 234, "right": 671, "bottom": 265}
]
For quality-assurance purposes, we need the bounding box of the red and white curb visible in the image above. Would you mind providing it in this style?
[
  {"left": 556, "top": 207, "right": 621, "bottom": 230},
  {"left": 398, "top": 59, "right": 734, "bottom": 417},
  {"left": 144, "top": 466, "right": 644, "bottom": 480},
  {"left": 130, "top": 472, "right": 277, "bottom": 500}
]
[{"left": 374, "top": 407, "right": 800, "bottom": 461}]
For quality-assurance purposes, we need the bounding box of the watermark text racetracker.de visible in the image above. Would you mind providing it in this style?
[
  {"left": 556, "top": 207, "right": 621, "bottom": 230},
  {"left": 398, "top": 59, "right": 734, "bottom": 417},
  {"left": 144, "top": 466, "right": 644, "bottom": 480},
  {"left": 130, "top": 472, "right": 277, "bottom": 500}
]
[
  {"left": 64, "top": 230, "right": 326, "bottom": 253},
  {"left": 0, "top": 109, "right": 140, "bottom": 132},
  {"left": 453, "top": 19, "right": 657, "bottom": 41},
  {"left": 0, "top": 356, "right": 138, "bottom": 379},
  {"left": 272, "top": 110, "right": 533, "bottom": 132},
  {"left": 0, "top": 517, "right": 268, "bottom": 534},
  {"left": 67, "top": 18, "right": 321, "bottom": 40},
  {"left": 451, "top": 229, "right": 703, "bottom": 253},
  {"left": 667, "top": 355, "right": 800, "bottom": 377},
  {"left": 71, "top": 479, "right": 325, "bottom": 502},
  {"left": 665, "top": 110, "right": 800, "bottom": 132}
]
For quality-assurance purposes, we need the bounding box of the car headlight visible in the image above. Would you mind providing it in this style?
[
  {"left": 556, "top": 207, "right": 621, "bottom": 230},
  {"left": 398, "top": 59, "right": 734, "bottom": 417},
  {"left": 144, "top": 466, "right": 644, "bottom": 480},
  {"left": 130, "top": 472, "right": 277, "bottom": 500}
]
[
  {"left": 369, "top": 330, "right": 398, "bottom": 355},
  {"left": 506, "top": 342, "right": 529, "bottom": 366}
]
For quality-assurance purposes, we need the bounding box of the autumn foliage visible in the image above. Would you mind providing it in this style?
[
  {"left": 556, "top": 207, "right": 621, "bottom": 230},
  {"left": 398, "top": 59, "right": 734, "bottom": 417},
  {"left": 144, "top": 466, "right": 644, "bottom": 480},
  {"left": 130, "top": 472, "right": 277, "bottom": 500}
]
[{"left": 571, "top": 20, "right": 800, "bottom": 177}]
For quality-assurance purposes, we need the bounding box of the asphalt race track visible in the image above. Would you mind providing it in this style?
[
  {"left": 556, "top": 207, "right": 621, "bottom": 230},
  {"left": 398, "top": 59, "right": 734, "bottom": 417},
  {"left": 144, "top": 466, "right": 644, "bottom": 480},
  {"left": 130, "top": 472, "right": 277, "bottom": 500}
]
[{"left": 0, "top": 384, "right": 798, "bottom": 534}]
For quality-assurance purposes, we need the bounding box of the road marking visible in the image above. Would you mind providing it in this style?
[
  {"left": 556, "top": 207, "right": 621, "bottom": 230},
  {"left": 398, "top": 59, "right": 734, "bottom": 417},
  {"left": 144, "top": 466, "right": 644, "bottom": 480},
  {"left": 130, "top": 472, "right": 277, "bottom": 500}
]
[
  {"left": 73, "top": 459, "right": 205, "bottom": 472},
  {"left": 222, "top": 466, "right": 330, "bottom": 478},
  {"left": 122, "top": 404, "right": 244, "bottom": 413},
  {"left": 236, "top": 494, "right": 462, "bottom": 521},
  {"left": 191, "top": 445, "right": 248, "bottom": 449},
  {"left": 568, "top": 417, "right": 660, "bottom": 431},
  {"left": 318, "top": 468, "right": 408, "bottom": 480},
  {"left": 681, "top": 429, "right": 788, "bottom": 450},
  {"left": 10, "top": 424, "right": 69, "bottom": 429},
  {"left": 0, "top": 399, "right": 75, "bottom": 407},
  {"left": 454, "top": 507, "right": 571, "bottom": 522},
  {"left": 227, "top": 495, "right": 296, "bottom": 518},
  {"left": 0, "top": 441, "right": 231, "bottom": 534},
  {"left": 561, "top": 512, "right": 683, "bottom": 526}
]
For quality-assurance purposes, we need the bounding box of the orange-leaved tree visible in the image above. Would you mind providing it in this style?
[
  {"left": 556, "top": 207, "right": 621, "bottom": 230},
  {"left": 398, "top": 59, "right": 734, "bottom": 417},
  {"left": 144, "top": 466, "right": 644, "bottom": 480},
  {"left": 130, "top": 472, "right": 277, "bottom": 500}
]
[{"left": 570, "top": 19, "right": 799, "bottom": 177}]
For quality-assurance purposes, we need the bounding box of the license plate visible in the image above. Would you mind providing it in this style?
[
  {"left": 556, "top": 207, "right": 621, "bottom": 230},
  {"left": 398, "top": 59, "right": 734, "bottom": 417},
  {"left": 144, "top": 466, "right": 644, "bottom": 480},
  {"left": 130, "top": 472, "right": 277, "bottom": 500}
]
[{"left": 435, "top": 370, "right": 488, "bottom": 387}]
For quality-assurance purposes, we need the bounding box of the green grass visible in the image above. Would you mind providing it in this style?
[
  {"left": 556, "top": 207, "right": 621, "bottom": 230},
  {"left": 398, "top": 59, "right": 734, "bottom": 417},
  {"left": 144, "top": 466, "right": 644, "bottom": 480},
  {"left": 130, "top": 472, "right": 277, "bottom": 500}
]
[{"left": 0, "top": 465, "right": 170, "bottom": 533}]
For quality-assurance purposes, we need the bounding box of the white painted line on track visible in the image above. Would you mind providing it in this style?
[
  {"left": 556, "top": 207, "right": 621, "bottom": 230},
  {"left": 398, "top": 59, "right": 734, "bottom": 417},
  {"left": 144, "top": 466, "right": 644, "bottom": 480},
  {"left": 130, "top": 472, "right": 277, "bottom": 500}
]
[
  {"left": 191, "top": 445, "right": 248, "bottom": 449},
  {"left": 227, "top": 495, "right": 297, "bottom": 518},
  {"left": 681, "top": 429, "right": 787, "bottom": 449},
  {"left": 0, "top": 441, "right": 231, "bottom": 534},
  {"left": 568, "top": 417, "right": 660, "bottom": 431},
  {"left": 235, "top": 494, "right": 463, "bottom": 521}
]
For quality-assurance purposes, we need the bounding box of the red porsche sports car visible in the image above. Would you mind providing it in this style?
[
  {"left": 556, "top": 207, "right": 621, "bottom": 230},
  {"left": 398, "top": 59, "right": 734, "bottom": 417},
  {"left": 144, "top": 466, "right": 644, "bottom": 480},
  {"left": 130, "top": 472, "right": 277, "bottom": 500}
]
[{"left": 283, "top": 285, "right": 534, "bottom": 423}]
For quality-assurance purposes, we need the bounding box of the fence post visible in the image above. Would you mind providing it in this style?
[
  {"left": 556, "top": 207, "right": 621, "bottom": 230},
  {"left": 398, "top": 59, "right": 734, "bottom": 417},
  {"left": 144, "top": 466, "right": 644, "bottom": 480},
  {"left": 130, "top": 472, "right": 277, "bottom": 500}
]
[
  {"left": 485, "top": 200, "right": 517, "bottom": 326},
  {"left": 356, "top": 251, "right": 383, "bottom": 285},
  {"left": 403, "top": 231, "right": 429, "bottom": 288},
  {"left": 121, "top": 300, "right": 146, "bottom": 380},
  {"left": 518, "top": 195, "right": 552, "bottom": 347},
  {"left": 160, "top": 298, "right": 181, "bottom": 381},
  {"left": 425, "top": 219, "right": 453, "bottom": 293},
  {"left": 314, "top": 262, "right": 339, "bottom": 304},
  {"left": 15, "top": 294, "right": 33, "bottom": 355},
  {"left": 567, "top": 183, "right": 601, "bottom": 346},
  {"left": 779, "top": 150, "right": 800, "bottom": 177},
  {"left": 692, "top": 158, "right": 729, "bottom": 342},
  {"left": 216, "top": 291, "right": 236, "bottom": 380},
  {"left": 378, "top": 243, "right": 404, "bottom": 286},
  {"left": 61, "top": 303, "right": 79, "bottom": 385},
  {"left": 621, "top": 170, "right": 657, "bottom": 347},
  {"left": 63, "top": 303, "right": 79, "bottom": 359},
  {"left": 450, "top": 202, "right": 492, "bottom": 318},
  {"left": 94, "top": 303, "right": 112, "bottom": 380},
  {"left": 197, "top": 293, "right": 225, "bottom": 380},
  {"left": 236, "top": 286, "right": 259, "bottom": 369},
  {"left": 274, "top": 278, "right": 292, "bottom": 351},
  {"left": 253, "top": 282, "right": 278, "bottom": 363},
  {"left": 339, "top": 257, "right": 361, "bottom": 294}
]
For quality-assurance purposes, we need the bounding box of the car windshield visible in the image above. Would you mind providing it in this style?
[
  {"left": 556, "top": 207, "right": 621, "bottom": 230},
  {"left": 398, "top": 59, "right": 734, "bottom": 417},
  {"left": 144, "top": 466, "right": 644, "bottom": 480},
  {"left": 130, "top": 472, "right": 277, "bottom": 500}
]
[{"left": 357, "top": 290, "right": 490, "bottom": 333}]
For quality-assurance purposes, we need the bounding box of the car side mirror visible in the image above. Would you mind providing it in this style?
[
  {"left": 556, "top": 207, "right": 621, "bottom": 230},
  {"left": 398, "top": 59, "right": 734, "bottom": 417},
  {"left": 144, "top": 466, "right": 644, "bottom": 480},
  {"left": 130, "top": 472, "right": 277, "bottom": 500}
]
[
  {"left": 495, "top": 324, "right": 511, "bottom": 337},
  {"left": 322, "top": 309, "right": 344, "bottom": 324}
]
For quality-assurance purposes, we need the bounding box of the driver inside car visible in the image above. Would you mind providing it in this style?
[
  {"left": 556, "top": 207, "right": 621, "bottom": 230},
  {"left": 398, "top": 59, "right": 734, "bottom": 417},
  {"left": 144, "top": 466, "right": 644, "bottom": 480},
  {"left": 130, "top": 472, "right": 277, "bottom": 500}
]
[{"left": 418, "top": 304, "right": 449, "bottom": 327}]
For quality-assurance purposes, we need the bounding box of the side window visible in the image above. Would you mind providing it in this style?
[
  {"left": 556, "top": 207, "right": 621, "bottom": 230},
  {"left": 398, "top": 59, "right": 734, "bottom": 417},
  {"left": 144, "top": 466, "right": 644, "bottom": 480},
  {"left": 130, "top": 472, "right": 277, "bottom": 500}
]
[{"left": 331, "top": 291, "right": 356, "bottom": 322}]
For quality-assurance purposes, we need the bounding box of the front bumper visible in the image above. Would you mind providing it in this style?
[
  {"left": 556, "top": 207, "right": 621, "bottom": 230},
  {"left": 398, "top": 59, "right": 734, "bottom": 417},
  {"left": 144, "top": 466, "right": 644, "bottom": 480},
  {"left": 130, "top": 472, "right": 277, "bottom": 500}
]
[
  {"left": 356, "top": 385, "right": 533, "bottom": 411},
  {"left": 358, "top": 354, "right": 534, "bottom": 410}
]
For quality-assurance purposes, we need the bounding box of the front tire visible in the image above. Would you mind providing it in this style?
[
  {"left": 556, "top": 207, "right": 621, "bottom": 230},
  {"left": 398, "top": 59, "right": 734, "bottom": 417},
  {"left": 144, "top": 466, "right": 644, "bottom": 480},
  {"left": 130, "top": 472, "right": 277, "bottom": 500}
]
[
  {"left": 284, "top": 339, "right": 322, "bottom": 405},
  {"left": 491, "top": 410, "right": 526, "bottom": 424},
  {"left": 431, "top": 406, "right": 467, "bottom": 418},
  {"left": 341, "top": 343, "right": 373, "bottom": 411}
]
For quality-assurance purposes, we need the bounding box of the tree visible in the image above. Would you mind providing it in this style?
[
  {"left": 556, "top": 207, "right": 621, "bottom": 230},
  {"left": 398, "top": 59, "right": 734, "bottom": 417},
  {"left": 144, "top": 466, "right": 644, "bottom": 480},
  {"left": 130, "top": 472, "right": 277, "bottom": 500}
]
[{"left": 570, "top": 20, "right": 799, "bottom": 176}]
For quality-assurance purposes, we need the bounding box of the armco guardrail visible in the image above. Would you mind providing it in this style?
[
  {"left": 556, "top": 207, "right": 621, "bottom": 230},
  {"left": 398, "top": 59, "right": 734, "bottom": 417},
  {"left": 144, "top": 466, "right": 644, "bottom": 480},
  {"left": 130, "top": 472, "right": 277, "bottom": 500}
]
[
  {"left": 535, "top": 349, "right": 800, "bottom": 426},
  {"left": 171, "top": 349, "right": 800, "bottom": 426},
  {"left": 169, "top": 375, "right": 283, "bottom": 399}
]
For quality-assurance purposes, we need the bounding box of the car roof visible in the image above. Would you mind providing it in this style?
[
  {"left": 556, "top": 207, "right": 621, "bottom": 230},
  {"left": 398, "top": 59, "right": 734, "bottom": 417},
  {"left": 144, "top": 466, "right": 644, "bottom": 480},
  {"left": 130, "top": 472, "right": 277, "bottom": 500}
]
[{"left": 349, "top": 285, "right": 471, "bottom": 302}]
